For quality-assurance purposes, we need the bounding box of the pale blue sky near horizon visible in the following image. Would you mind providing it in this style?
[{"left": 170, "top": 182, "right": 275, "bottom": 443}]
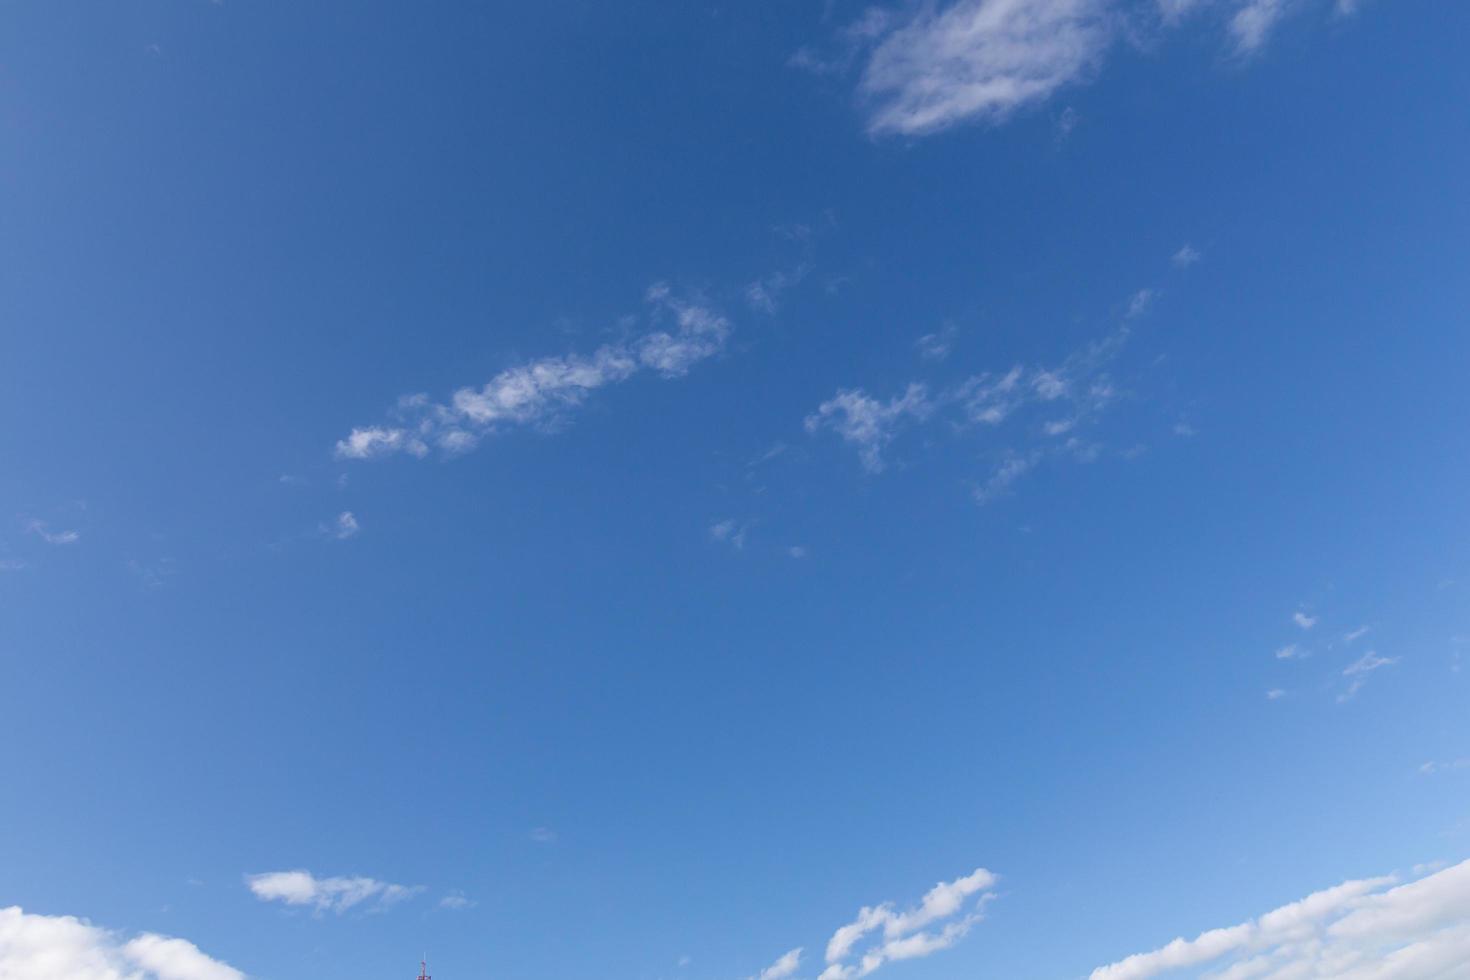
[{"left": 2, "top": 2, "right": 1469, "bottom": 979}]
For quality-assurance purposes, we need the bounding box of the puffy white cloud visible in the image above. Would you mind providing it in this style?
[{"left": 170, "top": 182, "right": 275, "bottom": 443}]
[
  {"left": 1090, "top": 860, "right": 1470, "bottom": 980},
  {"left": 859, "top": 0, "right": 1113, "bottom": 136},
  {"left": 0, "top": 906, "right": 243, "bottom": 980},
  {"left": 245, "top": 870, "right": 421, "bottom": 914},
  {"left": 1293, "top": 611, "right": 1318, "bottom": 630},
  {"left": 337, "top": 286, "right": 728, "bottom": 461}
]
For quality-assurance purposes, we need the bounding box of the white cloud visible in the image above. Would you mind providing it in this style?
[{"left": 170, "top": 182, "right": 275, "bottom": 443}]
[
  {"left": 815, "top": 868, "right": 998, "bottom": 980},
  {"left": 1419, "top": 759, "right": 1470, "bottom": 776},
  {"left": 245, "top": 870, "right": 421, "bottom": 914},
  {"left": 336, "top": 285, "right": 729, "bottom": 461},
  {"left": 331, "top": 512, "right": 359, "bottom": 540},
  {"left": 1293, "top": 610, "right": 1318, "bottom": 630},
  {"left": 805, "top": 384, "right": 932, "bottom": 473},
  {"left": 1266, "top": 688, "right": 1287, "bottom": 700},
  {"left": 1230, "top": 0, "right": 1292, "bottom": 54},
  {"left": 815, "top": 0, "right": 1346, "bottom": 138},
  {"left": 916, "top": 324, "right": 958, "bottom": 361},
  {"left": 859, "top": 0, "right": 1113, "bottom": 136},
  {"left": 809, "top": 324, "right": 1129, "bottom": 501},
  {"left": 788, "top": 545, "right": 809, "bottom": 559},
  {"left": 438, "top": 892, "right": 475, "bottom": 911},
  {"left": 0, "top": 558, "right": 26, "bottom": 572},
  {"left": 1275, "top": 644, "right": 1308, "bottom": 661},
  {"left": 0, "top": 906, "right": 242, "bottom": 980},
  {"left": 710, "top": 519, "right": 750, "bottom": 550},
  {"left": 1126, "top": 288, "right": 1156, "bottom": 319},
  {"left": 746, "top": 266, "right": 808, "bottom": 314},
  {"left": 973, "top": 450, "right": 1041, "bottom": 505},
  {"left": 1339, "top": 650, "right": 1398, "bottom": 701},
  {"left": 754, "top": 947, "right": 802, "bottom": 980},
  {"left": 1171, "top": 244, "right": 1202, "bottom": 268},
  {"left": 1344, "top": 625, "right": 1371, "bottom": 644},
  {"left": 25, "top": 519, "right": 80, "bottom": 545},
  {"left": 1089, "top": 859, "right": 1470, "bottom": 980},
  {"left": 529, "top": 827, "right": 558, "bottom": 844}
]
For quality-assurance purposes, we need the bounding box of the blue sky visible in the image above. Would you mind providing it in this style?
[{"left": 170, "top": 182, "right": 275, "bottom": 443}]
[{"left": 3, "top": 1, "right": 1470, "bottom": 979}]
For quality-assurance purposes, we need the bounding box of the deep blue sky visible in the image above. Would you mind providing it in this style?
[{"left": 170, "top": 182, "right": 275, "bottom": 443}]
[{"left": 3, "top": 2, "right": 1469, "bottom": 979}]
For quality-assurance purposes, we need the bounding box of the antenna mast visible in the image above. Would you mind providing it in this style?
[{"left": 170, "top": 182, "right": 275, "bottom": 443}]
[{"left": 416, "top": 958, "right": 431, "bottom": 980}]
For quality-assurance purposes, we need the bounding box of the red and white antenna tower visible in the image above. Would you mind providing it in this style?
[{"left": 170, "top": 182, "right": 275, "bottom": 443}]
[{"left": 416, "top": 957, "right": 431, "bottom": 980}]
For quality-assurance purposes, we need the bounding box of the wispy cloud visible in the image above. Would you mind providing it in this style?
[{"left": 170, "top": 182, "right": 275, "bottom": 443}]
[
  {"left": 811, "top": 867, "right": 998, "bottom": 980},
  {"left": 439, "top": 892, "right": 476, "bottom": 911},
  {"left": 245, "top": 870, "right": 422, "bottom": 914},
  {"left": 1126, "top": 288, "right": 1156, "bottom": 319},
  {"left": 529, "top": 827, "right": 558, "bottom": 844},
  {"left": 746, "top": 265, "right": 809, "bottom": 314},
  {"left": 1089, "top": 860, "right": 1470, "bottom": 980},
  {"left": 1339, "top": 649, "right": 1398, "bottom": 701},
  {"left": 710, "top": 519, "right": 752, "bottom": 550},
  {"left": 753, "top": 947, "right": 803, "bottom": 980},
  {"left": 1266, "top": 687, "right": 1287, "bottom": 700},
  {"left": 0, "top": 905, "right": 243, "bottom": 980},
  {"left": 1229, "top": 0, "right": 1290, "bottom": 53},
  {"left": 805, "top": 384, "right": 933, "bottom": 473},
  {"left": 1274, "top": 643, "right": 1308, "bottom": 660},
  {"left": 25, "top": 519, "right": 80, "bottom": 545},
  {"left": 1170, "top": 244, "right": 1202, "bottom": 268},
  {"left": 805, "top": 0, "right": 1353, "bottom": 137},
  {"left": 916, "top": 323, "right": 958, "bottom": 361},
  {"left": 859, "top": 0, "right": 1114, "bottom": 136},
  {"left": 326, "top": 512, "right": 359, "bottom": 540},
  {"left": 336, "top": 285, "right": 729, "bottom": 461},
  {"left": 809, "top": 319, "right": 1132, "bottom": 502},
  {"left": 1419, "top": 759, "right": 1470, "bottom": 776},
  {"left": 1293, "top": 610, "right": 1318, "bottom": 630}
]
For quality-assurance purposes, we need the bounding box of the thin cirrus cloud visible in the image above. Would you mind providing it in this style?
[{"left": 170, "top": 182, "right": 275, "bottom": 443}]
[
  {"left": 806, "top": 316, "right": 1132, "bottom": 501},
  {"left": 336, "top": 284, "right": 729, "bottom": 461},
  {"left": 1339, "top": 649, "right": 1398, "bottom": 702},
  {"left": 0, "top": 906, "right": 243, "bottom": 980},
  {"left": 25, "top": 519, "right": 80, "bottom": 545},
  {"left": 1088, "top": 858, "right": 1470, "bottom": 980},
  {"left": 801, "top": 0, "right": 1368, "bottom": 137},
  {"left": 245, "top": 870, "right": 423, "bottom": 914}
]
